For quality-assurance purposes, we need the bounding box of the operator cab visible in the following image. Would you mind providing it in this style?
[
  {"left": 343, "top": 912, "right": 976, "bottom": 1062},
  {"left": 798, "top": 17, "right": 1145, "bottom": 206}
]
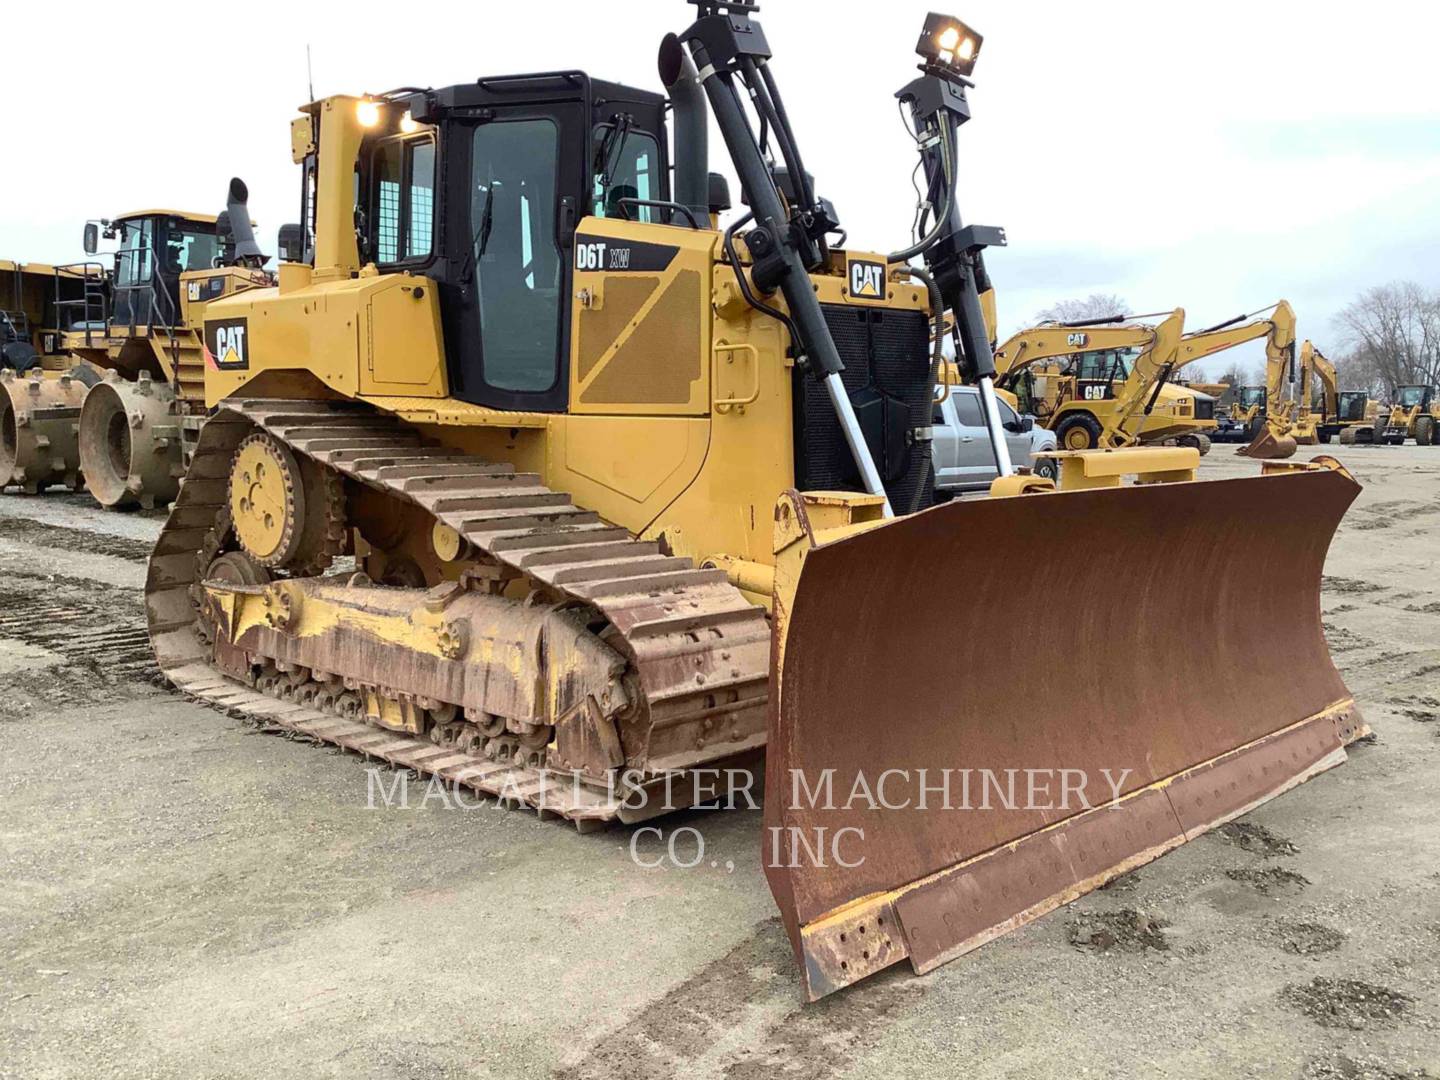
[
  {"left": 85, "top": 211, "right": 223, "bottom": 330},
  {"left": 1396, "top": 385, "right": 1434, "bottom": 410},
  {"left": 1238, "top": 386, "right": 1267, "bottom": 410},
  {"left": 329, "top": 74, "right": 672, "bottom": 413}
]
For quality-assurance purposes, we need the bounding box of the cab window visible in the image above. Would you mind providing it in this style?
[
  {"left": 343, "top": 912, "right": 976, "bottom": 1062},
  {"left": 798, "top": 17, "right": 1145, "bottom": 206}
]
[
  {"left": 371, "top": 135, "right": 436, "bottom": 264},
  {"left": 164, "top": 223, "right": 220, "bottom": 273},
  {"left": 593, "top": 123, "right": 659, "bottom": 222}
]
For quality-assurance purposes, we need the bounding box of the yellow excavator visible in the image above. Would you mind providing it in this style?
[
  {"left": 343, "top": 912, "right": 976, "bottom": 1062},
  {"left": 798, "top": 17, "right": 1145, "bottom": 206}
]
[
  {"left": 1170, "top": 301, "right": 1299, "bottom": 458},
  {"left": 1290, "top": 341, "right": 1375, "bottom": 446},
  {"left": 991, "top": 311, "right": 1219, "bottom": 452},
  {"left": 146, "top": 3, "right": 1365, "bottom": 1002}
]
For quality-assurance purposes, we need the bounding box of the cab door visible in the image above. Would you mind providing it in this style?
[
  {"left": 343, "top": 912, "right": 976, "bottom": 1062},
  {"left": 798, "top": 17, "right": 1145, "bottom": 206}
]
[{"left": 441, "top": 102, "right": 587, "bottom": 412}]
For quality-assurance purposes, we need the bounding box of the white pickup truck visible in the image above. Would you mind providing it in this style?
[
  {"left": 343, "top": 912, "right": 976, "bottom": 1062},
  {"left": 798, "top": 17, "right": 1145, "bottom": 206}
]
[{"left": 932, "top": 386, "right": 1058, "bottom": 493}]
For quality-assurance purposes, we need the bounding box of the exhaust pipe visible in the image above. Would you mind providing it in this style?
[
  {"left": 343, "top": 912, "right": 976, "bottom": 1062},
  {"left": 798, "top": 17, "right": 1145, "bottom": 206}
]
[
  {"left": 224, "top": 177, "right": 266, "bottom": 266},
  {"left": 658, "top": 33, "right": 710, "bottom": 219}
]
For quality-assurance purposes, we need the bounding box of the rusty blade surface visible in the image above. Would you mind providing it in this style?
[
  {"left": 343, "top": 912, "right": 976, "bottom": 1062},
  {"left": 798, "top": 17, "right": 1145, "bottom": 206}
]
[{"left": 765, "top": 466, "right": 1360, "bottom": 1000}]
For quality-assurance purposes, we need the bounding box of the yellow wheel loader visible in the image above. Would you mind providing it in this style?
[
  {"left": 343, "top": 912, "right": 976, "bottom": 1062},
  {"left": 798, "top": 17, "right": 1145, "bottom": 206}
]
[
  {"left": 147, "top": 1, "right": 1366, "bottom": 1002},
  {"left": 1378, "top": 384, "right": 1440, "bottom": 445},
  {"left": 0, "top": 194, "right": 271, "bottom": 508}
]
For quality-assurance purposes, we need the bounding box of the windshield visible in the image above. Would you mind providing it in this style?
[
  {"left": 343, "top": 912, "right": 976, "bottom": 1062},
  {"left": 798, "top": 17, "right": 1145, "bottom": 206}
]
[
  {"left": 1397, "top": 386, "right": 1428, "bottom": 408},
  {"left": 1240, "top": 387, "right": 1267, "bottom": 408},
  {"left": 165, "top": 224, "right": 221, "bottom": 274}
]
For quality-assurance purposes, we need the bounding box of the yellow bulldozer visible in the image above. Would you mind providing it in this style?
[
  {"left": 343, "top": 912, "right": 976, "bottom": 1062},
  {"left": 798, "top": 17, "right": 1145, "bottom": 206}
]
[
  {"left": 0, "top": 195, "right": 270, "bottom": 506},
  {"left": 145, "top": 2, "right": 1366, "bottom": 1001}
]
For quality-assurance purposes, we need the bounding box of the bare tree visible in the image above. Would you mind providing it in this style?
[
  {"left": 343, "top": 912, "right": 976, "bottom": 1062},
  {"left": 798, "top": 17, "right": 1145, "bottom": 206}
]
[
  {"left": 1332, "top": 281, "right": 1440, "bottom": 398},
  {"left": 1034, "top": 293, "right": 1129, "bottom": 325}
]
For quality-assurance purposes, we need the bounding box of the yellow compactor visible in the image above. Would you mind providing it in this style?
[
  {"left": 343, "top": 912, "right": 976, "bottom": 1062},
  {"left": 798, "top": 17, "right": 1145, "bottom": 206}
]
[
  {"left": 146, "top": 3, "right": 1365, "bottom": 1001},
  {"left": 1, "top": 197, "right": 270, "bottom": 507}
]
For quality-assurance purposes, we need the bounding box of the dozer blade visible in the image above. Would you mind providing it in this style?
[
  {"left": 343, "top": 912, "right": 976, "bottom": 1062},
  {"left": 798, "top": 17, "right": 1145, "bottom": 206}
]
[
  {"left": 765, "top": 464, "right": 1364, "bottom": 1001},
  {"left": 1239, "top": 424, "right": 1298, "bottom": 459}
]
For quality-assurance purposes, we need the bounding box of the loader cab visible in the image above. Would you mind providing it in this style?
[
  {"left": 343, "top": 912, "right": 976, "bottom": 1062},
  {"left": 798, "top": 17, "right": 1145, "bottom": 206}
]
[
  {"left": 103, "top": 212, "right": 222, "bottom": 331},
  {"left": 368, "top": 74, "right": 670, "bottom": 413},
  {"left": 1238, "top": 386, "right": 1267, "bottom": 411},
  {"left": 1395, "top": 385, "right": 1433, "bottom": 411}
]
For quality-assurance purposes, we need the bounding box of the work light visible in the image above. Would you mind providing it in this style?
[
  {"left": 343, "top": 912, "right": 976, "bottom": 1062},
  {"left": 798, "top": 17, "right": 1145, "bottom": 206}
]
[
  {"left": 355, "top": 99, "right": 383, "bottom": 128},
  {"left": 915, "top": 12, "right": 982, "bottom": 77}
]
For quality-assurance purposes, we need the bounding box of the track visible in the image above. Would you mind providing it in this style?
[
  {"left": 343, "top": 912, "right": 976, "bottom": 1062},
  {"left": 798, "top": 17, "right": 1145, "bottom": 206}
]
[{"left": 145, "top": 400, "right": 772, "bottom": 829}]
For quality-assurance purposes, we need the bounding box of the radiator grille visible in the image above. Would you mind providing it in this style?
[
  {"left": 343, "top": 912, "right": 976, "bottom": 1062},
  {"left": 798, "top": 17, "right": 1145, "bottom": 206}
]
[{"left": 792, "top": 305, "right": 935, "bottom": 512}]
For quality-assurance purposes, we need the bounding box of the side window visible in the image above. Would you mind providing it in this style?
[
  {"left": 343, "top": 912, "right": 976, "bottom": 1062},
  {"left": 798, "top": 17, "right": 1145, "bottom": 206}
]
[
  {"left": 371, "top": 136, "right": 436, "bottom": 264},
  {"left": 996, "top": 399, "right": 1019, "bottom": 425},
  {"left": 471, "top": 118, "right": 563, "bottom": 394},
  {"left": 954, "top": 393, "right": 985, "bottom": 427},
  {"left": 593, "top": 125, "right": 660, "bottom": 222}
]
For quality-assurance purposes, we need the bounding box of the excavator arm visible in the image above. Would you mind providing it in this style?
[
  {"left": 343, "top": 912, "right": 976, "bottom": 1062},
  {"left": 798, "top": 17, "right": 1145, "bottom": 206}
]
[
  {"left": 1164, "top": 301, "right": 1298, "bottom": 458},
  {"left": 1291, "top": 342, "right": 1338, "bottom": 444}
]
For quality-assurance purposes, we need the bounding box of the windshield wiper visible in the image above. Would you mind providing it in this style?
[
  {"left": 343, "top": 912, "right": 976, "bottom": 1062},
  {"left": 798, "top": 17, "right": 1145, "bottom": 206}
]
[{"left": 460, "top": 181, "right": 499, "bottom": 286}]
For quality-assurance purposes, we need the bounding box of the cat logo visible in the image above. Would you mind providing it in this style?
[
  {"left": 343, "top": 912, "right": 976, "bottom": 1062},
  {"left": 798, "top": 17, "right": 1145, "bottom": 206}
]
[
  {"left": 1067, "top": 332, "right": 1089, "bottom": 347},
  {"left": 847, "top": 256, "right": 887, "bottom": 303},
  {"left": 205, "top": 317, "right": 250, "bottom": 371}
]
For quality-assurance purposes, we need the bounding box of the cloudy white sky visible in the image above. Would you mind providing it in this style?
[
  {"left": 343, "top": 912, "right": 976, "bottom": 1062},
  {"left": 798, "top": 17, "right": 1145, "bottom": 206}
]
[{"left": 3, "top": 0, "right": 1436, "bottom": 376}]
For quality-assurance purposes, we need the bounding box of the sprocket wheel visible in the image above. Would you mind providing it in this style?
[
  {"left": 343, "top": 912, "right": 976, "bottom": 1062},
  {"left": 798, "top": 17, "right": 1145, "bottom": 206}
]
[{"left": 229, "top": 431, "right": 347, "bottom": 575}]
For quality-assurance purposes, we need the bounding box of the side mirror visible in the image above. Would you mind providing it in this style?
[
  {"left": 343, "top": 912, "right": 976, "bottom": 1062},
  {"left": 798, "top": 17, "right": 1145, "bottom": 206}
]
[
  {"left": 277, "top": 224, "right": 306, "bottom": 264},
  {"left": 1021, "top": 416, "right": 1035, "bottom": 433},
  {"left": 83, "top": 223, "right": 99, "bottom": 255}
]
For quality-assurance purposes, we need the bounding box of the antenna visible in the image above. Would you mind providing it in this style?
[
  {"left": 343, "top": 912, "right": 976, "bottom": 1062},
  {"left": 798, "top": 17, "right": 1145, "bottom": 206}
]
[{"left": 306, "top": 44, "right": 315, "bottom": 101}]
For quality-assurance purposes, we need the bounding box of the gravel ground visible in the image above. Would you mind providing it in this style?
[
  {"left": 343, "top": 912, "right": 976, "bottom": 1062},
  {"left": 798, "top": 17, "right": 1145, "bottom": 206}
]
[{"left": 1, "top": 443, "right": 1437, "bottom": 1079}]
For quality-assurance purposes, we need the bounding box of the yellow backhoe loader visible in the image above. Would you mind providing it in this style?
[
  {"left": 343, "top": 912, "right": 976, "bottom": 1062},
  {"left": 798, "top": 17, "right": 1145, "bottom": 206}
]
[
  {"left": 146, "top": 2, "right": 1364, "bottom": 1002},
  {"left": 991, "top": 312, "right": 1221, "bottom": 452},
  {"left": 1377, "top": 384, "right": 1440, "bottom": 445},
  {"left": 0, "top": 195, "right": 271, "bottom": 506},
  {"left": 1170, "top": 301, "right": 1299, "bottom": 458}
]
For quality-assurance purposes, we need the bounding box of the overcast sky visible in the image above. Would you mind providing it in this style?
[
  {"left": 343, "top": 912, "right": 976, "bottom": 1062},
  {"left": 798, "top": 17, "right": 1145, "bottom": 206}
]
[{"left": 3, "top": 0, "right": 1436, "bottom": 376}]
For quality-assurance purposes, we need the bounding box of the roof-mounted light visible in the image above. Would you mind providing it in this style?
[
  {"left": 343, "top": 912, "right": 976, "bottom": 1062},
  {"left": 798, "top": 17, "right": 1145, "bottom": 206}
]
[{"left": 916, "top": 12, "right": 983, "bottom": 78}]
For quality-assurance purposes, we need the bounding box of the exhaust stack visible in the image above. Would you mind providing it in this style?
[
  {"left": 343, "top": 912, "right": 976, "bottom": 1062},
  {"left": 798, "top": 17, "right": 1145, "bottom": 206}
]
[
  {"left": 223, "top": 178, "right": 267, "bottom": 267},
  {"left": 658, "top": 33, "right": 710, "bottom": 219}
]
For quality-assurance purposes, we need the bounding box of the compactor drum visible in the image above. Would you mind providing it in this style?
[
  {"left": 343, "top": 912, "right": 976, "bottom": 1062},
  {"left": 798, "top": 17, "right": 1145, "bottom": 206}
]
[
  {"left": 0, "top": 369, "right": 86, "bottom": 493},
  {"left": 147, "top": 1, "right": 1364, "bottom": 1000}
]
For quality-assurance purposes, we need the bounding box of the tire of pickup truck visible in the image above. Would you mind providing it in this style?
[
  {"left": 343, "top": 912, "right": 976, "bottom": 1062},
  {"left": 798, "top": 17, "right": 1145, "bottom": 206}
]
[
  {"left": 1056, "top": 414, "right": 1102, "bottom": 451},
  {"left": 1033, "top": 456, "right": 1059, "bottom": 482}
]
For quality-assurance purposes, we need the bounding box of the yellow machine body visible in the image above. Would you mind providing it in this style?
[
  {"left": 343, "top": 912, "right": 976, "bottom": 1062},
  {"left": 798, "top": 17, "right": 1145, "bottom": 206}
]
[{"left": 146, "top": 73, "right": 1364, "bottom": 1006}]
